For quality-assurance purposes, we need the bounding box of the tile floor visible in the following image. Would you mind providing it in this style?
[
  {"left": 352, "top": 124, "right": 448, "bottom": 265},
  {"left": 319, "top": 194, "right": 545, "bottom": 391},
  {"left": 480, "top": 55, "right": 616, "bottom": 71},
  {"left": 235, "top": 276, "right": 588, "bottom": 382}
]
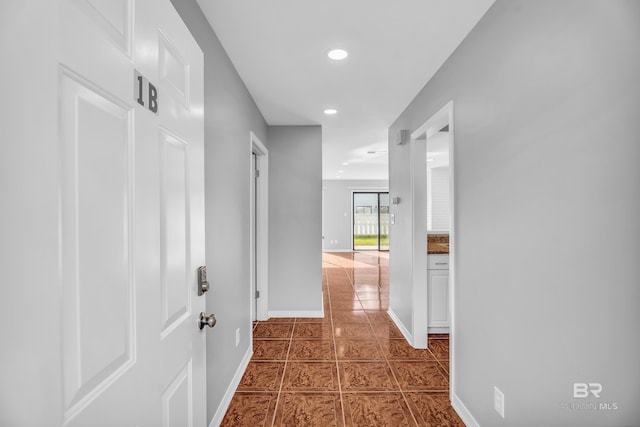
[{"left": 221, "top": 252, "right": 464, "bottom": 426}]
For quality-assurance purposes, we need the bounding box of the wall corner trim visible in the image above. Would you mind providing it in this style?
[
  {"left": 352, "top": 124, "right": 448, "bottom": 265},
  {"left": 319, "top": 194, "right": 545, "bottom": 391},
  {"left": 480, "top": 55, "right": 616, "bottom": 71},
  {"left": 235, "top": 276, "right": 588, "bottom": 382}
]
[
  {"left": 209, "top": 345, "right": 253, "bottom": 427},
  {"left": 387, "top": 308, "right": 413, "bottom": 345},
  {"left": 451, "top": 392, "right": 481, "bottom": 427}
]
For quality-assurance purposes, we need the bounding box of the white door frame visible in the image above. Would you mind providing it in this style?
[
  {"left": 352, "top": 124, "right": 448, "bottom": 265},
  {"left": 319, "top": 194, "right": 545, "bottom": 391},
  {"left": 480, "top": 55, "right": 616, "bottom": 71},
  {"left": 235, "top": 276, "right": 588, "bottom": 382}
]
[
  {"left": 250, "top": 132, "right": 269, "bottom": 321},
  {"left": 409, "top": 101, "right": 455, "bottom": 351}
]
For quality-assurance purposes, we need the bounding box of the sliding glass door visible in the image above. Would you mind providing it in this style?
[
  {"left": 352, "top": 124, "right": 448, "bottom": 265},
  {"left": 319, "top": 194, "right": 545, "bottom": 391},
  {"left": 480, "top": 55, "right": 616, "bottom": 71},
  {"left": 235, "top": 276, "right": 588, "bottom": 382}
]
[{"left": 353, "top": 192, "right": 390, "bottom": 251}]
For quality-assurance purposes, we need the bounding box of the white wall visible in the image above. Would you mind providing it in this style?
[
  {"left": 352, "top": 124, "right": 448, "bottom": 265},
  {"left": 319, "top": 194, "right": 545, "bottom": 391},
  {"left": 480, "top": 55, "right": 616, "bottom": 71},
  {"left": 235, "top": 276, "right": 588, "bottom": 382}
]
[
  {"left": 268, "top": 126, "right": 323, "bottom": 315},
  {"left": 0, "top": 3, "right": 61, "bottom": 424},
  {"left": 323, "top": 179, "right": 389, "bottom": 251},
  {"left": 427, "top": 166, "right": 449, "bottom": 231},
  {"left": 390, "top": 1, "right": 640, "bottom": 425},
  {"left": 171, "top": 1, "right": 268, "bottom": 423}
]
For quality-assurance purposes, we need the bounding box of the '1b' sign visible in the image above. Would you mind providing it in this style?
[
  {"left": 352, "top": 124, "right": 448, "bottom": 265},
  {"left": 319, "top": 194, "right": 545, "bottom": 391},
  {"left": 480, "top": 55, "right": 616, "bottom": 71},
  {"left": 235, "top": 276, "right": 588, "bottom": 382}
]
[{"left": 134, "top": 69, "right": 158, "bottom": 114}]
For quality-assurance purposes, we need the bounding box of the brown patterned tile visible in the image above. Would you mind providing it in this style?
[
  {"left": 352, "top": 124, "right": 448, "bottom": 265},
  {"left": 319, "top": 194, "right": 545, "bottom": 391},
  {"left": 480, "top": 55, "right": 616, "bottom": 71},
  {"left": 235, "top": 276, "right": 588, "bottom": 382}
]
[
  {"left": 273, "top": 393, "right": 344, "bottom": 427},
  {"left": 293, "top": 322, "right": 333, "bottom": 339},
  {"left": 288, "top": 339, "right": 335, "bottom": 360},
  {"left": 221, "top": 392, "right": 277, "bottom": 427},
  {"left": 438, "top": 360, "right": 450, "bottom": 375},
  {"left": 405, "top": 393, "right": 465, "bottom": 426},
  {"left": 371, "top": 323, "right": 404, "bottom": 340},
  {"left": 428, "top": 333, "right": 450, "bottom": 340},
  {"left": 365, "top": 311, "right": 394, "bottom": 324},
  {"left": 253, "top": 323, "right": 294, "bottom": 339},
  {"left": 338, "top": 362, "right": 398, "bottom": 392},
  {"left": 329, "top": 288, "right": 357, "bottom": 296},
  {"left": 355, "top": 291, "right": 382, "bottom": 299},
  {"left": 342, "top": 393, "right": 415, "bottom": 427},
  {"left": 296, "top": 317, "right": 330, "bottom": 323},
  {"left": 252, "top": 340, "right": 289, "bottom": 361},
  {"left": 389, "top": 361, "right": 449, "bottom": 391},
  {"left": 335, "top": 339, "right": 383, "bottom": 360},
  {"left": 333, "top": 323, "right": 375, "bottom": 339},
  {"left": 359, "top": 299, "right": 389, "bottom": 310},
  {"left": 237, "top": 362, "right": 285, "bottom": 392},
  {"left": 378, "top": 339, "right": 436, "bottom": 361},
  {"left": 353, "top": 284, "right": 381, "bottom": 292},
  {"left": 332, "top": 310, "right": 369, "bottom": 324},
  {"left": 427, "top": 339, "right": 449, "bottom": 361},
  {"left": 263, "top": 317, "right": 297, "bottom": 323},
  {"left": 282, "top": 362, "right": 339, "bottom": 392},
  {"left": 331, "top": 299, "right": 364, "bottom": 310}
]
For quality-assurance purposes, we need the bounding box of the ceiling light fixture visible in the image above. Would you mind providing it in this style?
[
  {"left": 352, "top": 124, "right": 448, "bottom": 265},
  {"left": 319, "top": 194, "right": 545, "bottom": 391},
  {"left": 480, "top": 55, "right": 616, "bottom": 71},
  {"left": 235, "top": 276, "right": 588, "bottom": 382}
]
[
  {"left": 342, "top": 162, "right": 349, "bottom": 166},
  {"left": 324, "top": 108, "right": 338, "bottom": 115},
  {"left": 327, "top": 49, "right": 348, "bottom": 60}
]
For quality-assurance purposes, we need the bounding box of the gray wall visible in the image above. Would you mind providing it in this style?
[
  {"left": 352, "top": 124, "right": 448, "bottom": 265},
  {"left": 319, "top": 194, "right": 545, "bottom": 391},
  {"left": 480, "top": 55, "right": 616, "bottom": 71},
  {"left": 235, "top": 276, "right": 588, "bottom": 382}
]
[
  {"left": 170, "top": 0, "right": 268, "bottom": 423},
  {"left": 268, "top": 126, "right": 323, "bottom": 314},
  {"left": 323, "top": 179, "right": 389, "bottom": 251},
  {"left": 389, "top": 1, "right": 640, "bottom": 426}
]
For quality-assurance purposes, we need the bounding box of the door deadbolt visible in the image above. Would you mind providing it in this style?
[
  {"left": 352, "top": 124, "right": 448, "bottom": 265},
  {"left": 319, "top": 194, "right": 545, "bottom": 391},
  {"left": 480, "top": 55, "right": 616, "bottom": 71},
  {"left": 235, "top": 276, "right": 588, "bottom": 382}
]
[
  {"left": 197, "top": 266, "right": 209, "bottom": 295},
  {"left": 198, "top": 312, "right": 217, "bottom": 329}
]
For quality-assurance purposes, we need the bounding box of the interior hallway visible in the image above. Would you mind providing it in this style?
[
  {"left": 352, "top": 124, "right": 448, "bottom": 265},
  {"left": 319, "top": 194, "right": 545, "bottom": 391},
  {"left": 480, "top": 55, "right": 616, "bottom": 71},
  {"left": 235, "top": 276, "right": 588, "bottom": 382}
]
[{"left": 221, "top": 252, "right": 463, "bottom": 426}]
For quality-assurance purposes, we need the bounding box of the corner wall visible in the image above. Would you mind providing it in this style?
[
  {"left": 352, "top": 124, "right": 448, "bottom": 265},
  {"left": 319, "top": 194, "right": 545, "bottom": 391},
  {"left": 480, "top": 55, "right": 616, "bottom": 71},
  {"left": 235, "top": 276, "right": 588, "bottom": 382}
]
[
  {"left": 389, "top": 1, "right": 640, "bottom": 425},
  {"left": 170, "top": 0, "right": 268, "bottom": 423},
  {"left": 267, "top": 126, "right": 323, "bottom": 316}
]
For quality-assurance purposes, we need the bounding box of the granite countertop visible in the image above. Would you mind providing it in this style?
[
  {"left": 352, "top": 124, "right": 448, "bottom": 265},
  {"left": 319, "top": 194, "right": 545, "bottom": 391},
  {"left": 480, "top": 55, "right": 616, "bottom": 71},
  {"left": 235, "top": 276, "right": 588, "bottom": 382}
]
[{"left": 428, "top": 234, "right": 449, "bottom": 254}]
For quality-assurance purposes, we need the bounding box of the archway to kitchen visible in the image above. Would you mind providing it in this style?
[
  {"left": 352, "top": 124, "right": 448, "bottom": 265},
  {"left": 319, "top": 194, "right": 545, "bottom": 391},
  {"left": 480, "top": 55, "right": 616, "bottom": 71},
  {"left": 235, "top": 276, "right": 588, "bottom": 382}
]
[{"left": 409, "top": 101, "right": 456, "bottom": 396}]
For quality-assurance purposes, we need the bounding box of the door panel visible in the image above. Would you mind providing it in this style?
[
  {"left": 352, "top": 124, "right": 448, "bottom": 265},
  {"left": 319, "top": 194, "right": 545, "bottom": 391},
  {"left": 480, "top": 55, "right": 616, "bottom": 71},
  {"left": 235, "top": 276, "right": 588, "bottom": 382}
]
[
  {"left": 160, "top": 130, "right": 191, "bottom": 337},
  {"left": 59, "top": 68, "right": 135, "bottom": 421},
  {"left": 162, "top": 360, "right": 194, "bottom": 427}
]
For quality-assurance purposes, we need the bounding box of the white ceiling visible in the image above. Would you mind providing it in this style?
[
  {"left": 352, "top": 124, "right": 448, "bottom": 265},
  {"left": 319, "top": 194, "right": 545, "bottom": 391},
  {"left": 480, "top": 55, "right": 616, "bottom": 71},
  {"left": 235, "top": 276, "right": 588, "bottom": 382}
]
[{"left": 196, "top": 0, "right": 495, "bottom": 180}]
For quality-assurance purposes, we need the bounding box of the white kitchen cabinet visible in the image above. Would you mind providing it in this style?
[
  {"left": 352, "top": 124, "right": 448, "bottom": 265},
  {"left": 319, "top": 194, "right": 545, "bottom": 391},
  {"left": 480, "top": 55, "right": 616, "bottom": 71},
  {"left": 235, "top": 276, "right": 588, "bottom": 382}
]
[{"left": 428, "top": 254, "right": 449, "bottom": 331}]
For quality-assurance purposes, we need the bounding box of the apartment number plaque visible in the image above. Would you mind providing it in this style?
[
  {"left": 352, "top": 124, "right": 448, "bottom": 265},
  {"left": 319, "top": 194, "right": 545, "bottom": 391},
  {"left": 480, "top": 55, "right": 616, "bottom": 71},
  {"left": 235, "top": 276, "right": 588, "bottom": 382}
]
[{"left": 134, "top": 69, "right": 158, "bottom": 114}]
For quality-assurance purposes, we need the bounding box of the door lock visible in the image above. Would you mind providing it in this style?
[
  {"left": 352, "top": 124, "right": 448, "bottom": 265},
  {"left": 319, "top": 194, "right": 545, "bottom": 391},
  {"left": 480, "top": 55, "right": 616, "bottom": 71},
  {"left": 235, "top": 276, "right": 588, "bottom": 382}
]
[{"left": 197, "top": 266, "right": 209, "bottom": 295}]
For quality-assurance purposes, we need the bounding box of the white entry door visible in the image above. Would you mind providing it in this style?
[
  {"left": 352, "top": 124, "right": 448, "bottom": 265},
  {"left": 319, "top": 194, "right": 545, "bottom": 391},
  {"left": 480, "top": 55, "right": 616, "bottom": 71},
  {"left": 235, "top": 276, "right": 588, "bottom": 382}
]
[{"left": 47, "top": 0, "right": 205, "bottom": 425}]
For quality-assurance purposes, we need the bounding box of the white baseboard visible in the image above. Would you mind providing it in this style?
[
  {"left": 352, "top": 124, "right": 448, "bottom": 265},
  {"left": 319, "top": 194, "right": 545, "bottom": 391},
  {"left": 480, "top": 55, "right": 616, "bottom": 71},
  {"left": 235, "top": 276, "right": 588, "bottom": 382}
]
[
  {"left": 387, "top": 308, "right": 413, "bottom": 344},
  {"left": 209, "top": 344, "right": 253, "bottom": 427},
  {"left": 268, "top": 309, "right": 325, "bottom": 318},
  {"left": 451, "top": 392, "right": 480, "bottom": 427}
]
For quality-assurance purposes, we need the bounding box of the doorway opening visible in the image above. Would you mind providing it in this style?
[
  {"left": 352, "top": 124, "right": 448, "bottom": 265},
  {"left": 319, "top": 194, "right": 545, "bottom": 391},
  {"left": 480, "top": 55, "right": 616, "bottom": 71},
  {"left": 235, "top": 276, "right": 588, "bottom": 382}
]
[
  {"left": 250, "top": 132, "right": 269, "bottom": 321},
  {"left": 352, "top": 192, "right": 390, "bottom": 251},
  {"left": 409, "top": 101, "right": 455, "bottom": 393}
]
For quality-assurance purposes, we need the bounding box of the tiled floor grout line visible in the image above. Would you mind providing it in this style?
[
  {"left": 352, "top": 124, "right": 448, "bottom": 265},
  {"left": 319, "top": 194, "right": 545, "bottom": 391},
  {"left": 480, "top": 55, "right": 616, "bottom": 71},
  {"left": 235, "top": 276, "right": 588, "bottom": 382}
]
[
  {"left": 269, "top": 318, "right": 295, "bottom": 427},
  {"left": 325, "top": 261, "right": 347, "bottom": 427},
  {"left": 334, "top": 252, "right": 422, "bottom": 426}
]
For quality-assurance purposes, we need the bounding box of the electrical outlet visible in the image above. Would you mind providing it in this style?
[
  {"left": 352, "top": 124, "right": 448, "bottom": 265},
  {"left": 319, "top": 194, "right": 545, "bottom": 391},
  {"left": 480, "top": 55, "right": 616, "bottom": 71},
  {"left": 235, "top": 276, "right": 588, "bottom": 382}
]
[
  {"left": 235, "top": 328, "right": 240, "bottom": 347},
  {"left": 494, "top": 386, "right": 505, "bottom": 418}
]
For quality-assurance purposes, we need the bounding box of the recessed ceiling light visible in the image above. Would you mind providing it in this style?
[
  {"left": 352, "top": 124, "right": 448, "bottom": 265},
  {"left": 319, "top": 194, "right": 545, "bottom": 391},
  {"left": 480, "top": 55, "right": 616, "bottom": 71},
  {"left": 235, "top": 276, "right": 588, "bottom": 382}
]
[
  {"left": 327, "top": 49, "right": 348, "bottom": 60},
  {"left": 324, "top": 108, "right": 338, "bottom": 115},
  {"left": 339, "top": 170, "right": 344, "bottom": 173},
  {"left": 342, "top": 162, "right": 349, "bottom": 166}
]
